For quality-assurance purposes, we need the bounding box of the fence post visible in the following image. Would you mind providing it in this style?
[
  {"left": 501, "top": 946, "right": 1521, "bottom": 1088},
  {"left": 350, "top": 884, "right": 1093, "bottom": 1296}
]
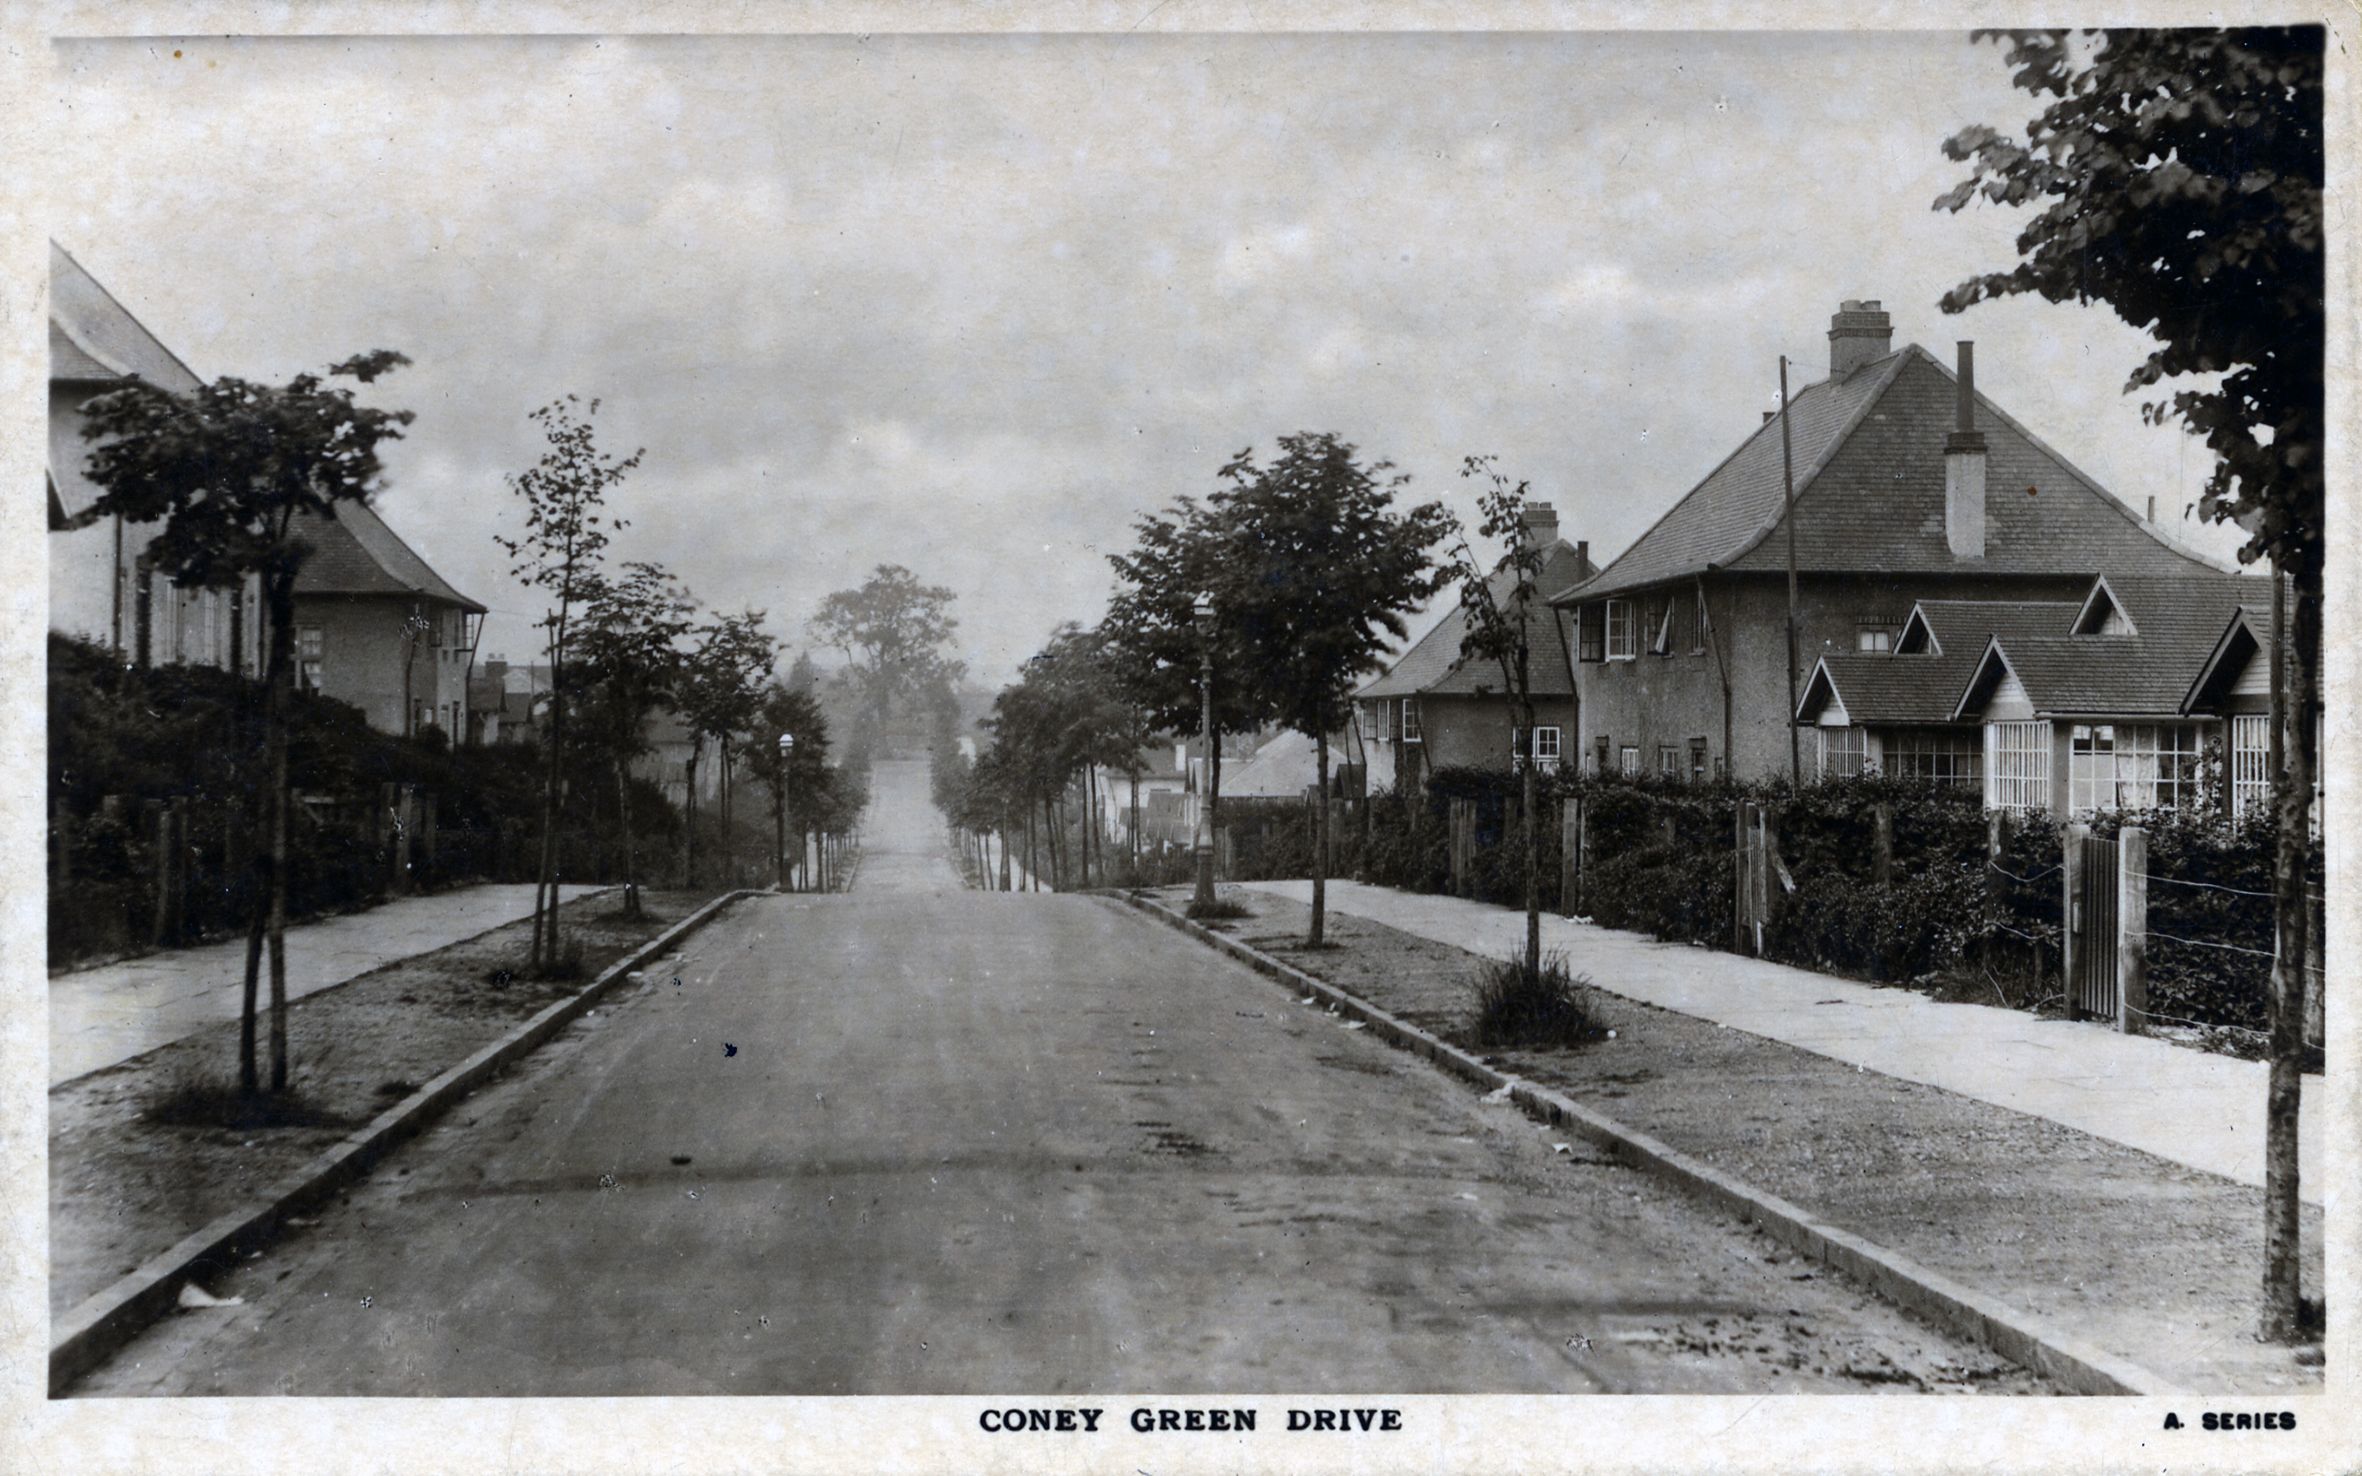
[
  {"left": 1733, "top": 800, "right": 1750, "bottom": 955},
  {"left": 2062, "top": 822, "right": 2088, "bottom": 1019},
  {"left": 1872, "top": 803, "right": 1893, "bottom": 887},
  {"left": 1559, "top": 796, "right": 1580, "bottom": 917},
  {"left": 2116, "top": 825, "right": 2148, "bottom": 1035}
]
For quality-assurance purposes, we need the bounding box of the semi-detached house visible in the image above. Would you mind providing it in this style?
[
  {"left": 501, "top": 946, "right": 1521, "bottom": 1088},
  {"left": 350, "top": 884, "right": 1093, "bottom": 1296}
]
[{"left": 1550, "top": 299, "right": 2259, "bottom": 798}]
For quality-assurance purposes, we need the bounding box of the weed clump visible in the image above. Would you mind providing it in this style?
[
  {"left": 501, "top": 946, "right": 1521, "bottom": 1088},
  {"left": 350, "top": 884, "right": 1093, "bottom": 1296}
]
[
  {"left": 1472, "top": 949, "right": 1608, "bottom": 1050},
  {"left": 142, "top": 1078, "right": 348, "bottom": 1131},
  {"left": 1185, "top": 896, "right": 1251, "bottom": 922}
]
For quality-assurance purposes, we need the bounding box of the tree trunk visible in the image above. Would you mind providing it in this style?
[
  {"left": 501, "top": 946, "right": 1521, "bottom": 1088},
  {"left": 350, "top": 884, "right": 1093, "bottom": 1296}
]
[
  {"left": 2262, "top": 566, "right": 2319, "bottom": 1342},
  {"left": 265, "top": 577, "right": 295, "bottom": 1093},
  {"left": 683, "top": 743, "right": 700, "bottom": 889},
  {"left": 1309, "top": 725, "right": 1329, "bottom": 946},
  {"left": 616, "top": 757, "right": 640, "bottom": 917}
]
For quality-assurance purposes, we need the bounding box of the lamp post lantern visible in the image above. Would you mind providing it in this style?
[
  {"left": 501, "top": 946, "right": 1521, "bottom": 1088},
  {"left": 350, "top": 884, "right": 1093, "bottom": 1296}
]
[
  {"left": 1192, "top": 592, "right": 1218, "bottom": 911},
  {"left": 776, "top": 731, "right": 794, "bottom": 891}
]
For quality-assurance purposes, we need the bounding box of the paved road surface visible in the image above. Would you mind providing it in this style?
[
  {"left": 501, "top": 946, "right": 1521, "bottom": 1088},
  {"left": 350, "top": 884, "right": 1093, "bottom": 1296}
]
[{"left": 74, "top": 765, "right": 2027, "bottom": 1395}]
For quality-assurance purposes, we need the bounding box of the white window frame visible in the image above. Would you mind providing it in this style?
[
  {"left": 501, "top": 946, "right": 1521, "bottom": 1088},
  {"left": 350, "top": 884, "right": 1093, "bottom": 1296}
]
[
  {"left": 1987, "top": 721, "right": 2051, "bottom": 812},
  {"left": 2069, "top": 722, "right": 2202, "bottom": 813},
  {"left": 1514, "top": 725, "right": 1562, "bottom": 771},
  {"left": 2230, "top": 714, "right": 2271, "bottom": 815},
  {"left": 1605, "top": 599, "right": 1637, "bottom": 661},
  {"left": 1817, "top": 726, "right": 1870, "bottom": 779},
  {"left": 1657, "top": 744, "right": 1682, "bottom": 777},
  {"left": 1618, "top": 744, "right": 1641, "bottom": 775},
  {"left": 1368, "top": 700, "right": 1392, "bottom": 743},
  {"left": 1399, "top": 699, "right": 1422, "bottom": 744},
  {"left": 297, "top": 625, "right": 325, "bottom": 692},
  {"left": 1880, "top": 728, "right": 1981, "bottom": 788}
]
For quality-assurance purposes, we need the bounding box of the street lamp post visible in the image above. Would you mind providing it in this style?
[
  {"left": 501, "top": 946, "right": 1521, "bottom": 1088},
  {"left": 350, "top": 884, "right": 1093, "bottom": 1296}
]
[
  {"left": 1193, "top": 592, "right": 1217, "bottom": 912},
  {"left": 776, "top": 732, "right": 794, "bottom": 892}
]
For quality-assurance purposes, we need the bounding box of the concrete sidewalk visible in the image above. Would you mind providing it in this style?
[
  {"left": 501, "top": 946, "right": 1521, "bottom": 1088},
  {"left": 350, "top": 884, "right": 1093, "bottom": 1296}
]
[
  {"left": 1241, "top": 880, "right": 2327, "bottom": 1206},
  {"left": 49, "top": 884, "right": 605, "bottom": 1087}
]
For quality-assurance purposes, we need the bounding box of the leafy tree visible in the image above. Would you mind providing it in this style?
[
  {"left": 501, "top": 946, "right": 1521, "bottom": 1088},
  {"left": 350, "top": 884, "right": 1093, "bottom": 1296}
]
[
  {"left": 811, "top": 565, "right": 966, "bottom": 750},
  {"left": 1935, "top": 25, "right": 2322, "bottom": 1343},
  {"left": 1103, "top": 495, "right": 1278, "bottom": 904},
  {"left": 676, "top": 608, "right": 776, "bottom": 885},
  {"left": 498, "top": 395, "right": 641, "bottom": 971},
  {"left": 77, "top": 349, "right": 414, "bottom": 1095},
  {"left": 1452, "top": 456, "right": 1555, "bottom": 984},
  {"left": 741, "top": 681, "right": 829, "bottom": 889},
  {"left": 1212, "top": 432, "right": 1456, "bottom": 944},
  {"left": 571, "top": 560, "right": 695, "bottom": 917}
]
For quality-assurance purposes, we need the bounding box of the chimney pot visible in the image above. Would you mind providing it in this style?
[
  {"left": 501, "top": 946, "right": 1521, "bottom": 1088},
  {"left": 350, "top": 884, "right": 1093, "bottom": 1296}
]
[
  {"left": 1519, "top": 500, "right": 1559, "bottom": 551},
  {"left": 1827, "top": 299, "right": 1894, "bottom": 378}
]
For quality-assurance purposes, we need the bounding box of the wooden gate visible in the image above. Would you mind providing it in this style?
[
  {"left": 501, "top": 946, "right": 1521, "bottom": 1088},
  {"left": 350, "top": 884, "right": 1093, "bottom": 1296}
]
[{"left": 2067, "top": 829, "right": 2119, "bottom": 1022}]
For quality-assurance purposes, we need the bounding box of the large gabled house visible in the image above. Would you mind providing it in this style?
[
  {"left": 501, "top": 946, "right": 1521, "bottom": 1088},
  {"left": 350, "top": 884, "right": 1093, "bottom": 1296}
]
[
  {"left": 47, "top": 241, "right": 262, "bottom": 671},
  {"left": 1550, "top": 299, "right": 2239, "bottom": 784},
  {"left": 287, "top": 501, "right": 486, "bottom": 741},
  {"left": 1357, "top": 502, "right": 1595, "bottom": 790}
]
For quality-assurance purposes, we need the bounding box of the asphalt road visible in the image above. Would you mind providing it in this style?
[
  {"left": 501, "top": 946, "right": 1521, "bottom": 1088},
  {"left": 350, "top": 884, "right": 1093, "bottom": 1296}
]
[{"left": 74, "top": 763, "right": 2029, "bottom": 1395}]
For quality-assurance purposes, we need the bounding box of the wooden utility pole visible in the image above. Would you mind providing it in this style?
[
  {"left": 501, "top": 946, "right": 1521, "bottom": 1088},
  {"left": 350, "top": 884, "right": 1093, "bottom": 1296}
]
[{"left": 1779, "top": 355, "right": 1801, "bottom": 787}]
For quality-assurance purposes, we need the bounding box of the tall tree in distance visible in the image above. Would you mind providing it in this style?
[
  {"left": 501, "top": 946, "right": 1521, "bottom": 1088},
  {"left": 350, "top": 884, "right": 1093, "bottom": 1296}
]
[
  {"left": 79, "top": 350, "right": 414, "bottom": 1096},
  {"left": 1935, "top": 25, "right": 2322, "bottom": 1344},
  {"left": 499, "top": 395, "right": 641, "bottom": 972},
  {"left": 1213, "top": 432, "right": 1455, "bottom": 946},
  {"left": 811, "top": 565, "right": 965, "bottom": 755}
]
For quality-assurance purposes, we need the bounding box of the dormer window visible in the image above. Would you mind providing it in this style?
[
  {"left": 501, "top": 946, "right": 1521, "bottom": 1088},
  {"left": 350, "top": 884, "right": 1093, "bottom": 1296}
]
[
  {"left": 1856, "top": 622, "right": 1897, "bottom": 653},
  {"left": 2073, "top": 579, "right": 2137, "bottom": 636}
]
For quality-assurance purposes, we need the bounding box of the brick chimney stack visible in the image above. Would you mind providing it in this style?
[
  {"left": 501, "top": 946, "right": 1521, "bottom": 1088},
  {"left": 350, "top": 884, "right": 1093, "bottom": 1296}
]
[
  {"left": 1520, "top": 501, "right": 1559, "bottom": 552},
  {"left": 1945, "top": 341, "right": 1988, "bottom": 558},
  {"left": 1827, "top": 299, "right": 1893, "bottom": 378}
]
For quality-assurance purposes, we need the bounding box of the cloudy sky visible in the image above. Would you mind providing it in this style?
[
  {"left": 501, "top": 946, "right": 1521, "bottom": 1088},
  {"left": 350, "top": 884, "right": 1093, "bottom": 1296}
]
[{"left": 48, "top": 25, "right": 2250, "bottom": 687}]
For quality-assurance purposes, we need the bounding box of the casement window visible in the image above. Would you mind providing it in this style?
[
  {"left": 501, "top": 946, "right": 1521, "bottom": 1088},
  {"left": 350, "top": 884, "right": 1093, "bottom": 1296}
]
[
  {"left": 1657, "top": 744, "right": 1682, "bottom": 777},
  {"left": 1399, "top": 700, "right": 1422, "bottom": 743},
  {"left": 1816, "top": 726, "right": 1870, "bottom": 779},
  {"left": 2230, "top": 714, "right": 2271, "bottom": 815},
  {"left": 1647, "top": 598, "right": 1677, "bottom": 655},
  {"left": 1604, "top": 599, "right": 1637, "bottom": 660},
  {"left": 1986, "top": 721, "right": 2051, "bottom": 812},
  {"left": 1576, "top": 604, "right": 1605, "bottom": 663},
  {"left": 1856, "top": 624, "right": 1897, "bottom": 653},
  {"left": 1691, "top": 589, "right": 1709, "bottom": 655},
  {"left": 1617, "top": 744, "right": 1641, "bottom": 775},
  {"left": 1880, "top": 728, "right": 1981, "bottom": 788},
  {"left": 2069, "top": 723, "right": 2201, "bottom": 813},
  {"left": 297, "top": 625, "right": 325, "bottom": 692},
  {"left": 1514, "top": 726, "right": 1562, "bottom": 771},
  {"left": 1367, "top": 700, "right": 1393, "bottom": 743}
]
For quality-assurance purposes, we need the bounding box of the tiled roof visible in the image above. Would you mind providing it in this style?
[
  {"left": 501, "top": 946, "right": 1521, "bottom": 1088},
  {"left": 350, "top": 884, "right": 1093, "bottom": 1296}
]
[
  {"left": 290, "top": 499, "right": 486, "bottom": 612},
  {"left": 1554, "top": 345, "right": 2229, "bottom": 603},
  {"left": 1359, "top": 540, "right": 1594, "bottom": 699},
  {"left": 49, "top": 242, "right": 202, "bottom": 392},
  {"left": 1961, "top": 574, "right": 2269, "bottom": 720},
  {"left": 1803, "top": 602, "right": 2078, "bottom": 725}
]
